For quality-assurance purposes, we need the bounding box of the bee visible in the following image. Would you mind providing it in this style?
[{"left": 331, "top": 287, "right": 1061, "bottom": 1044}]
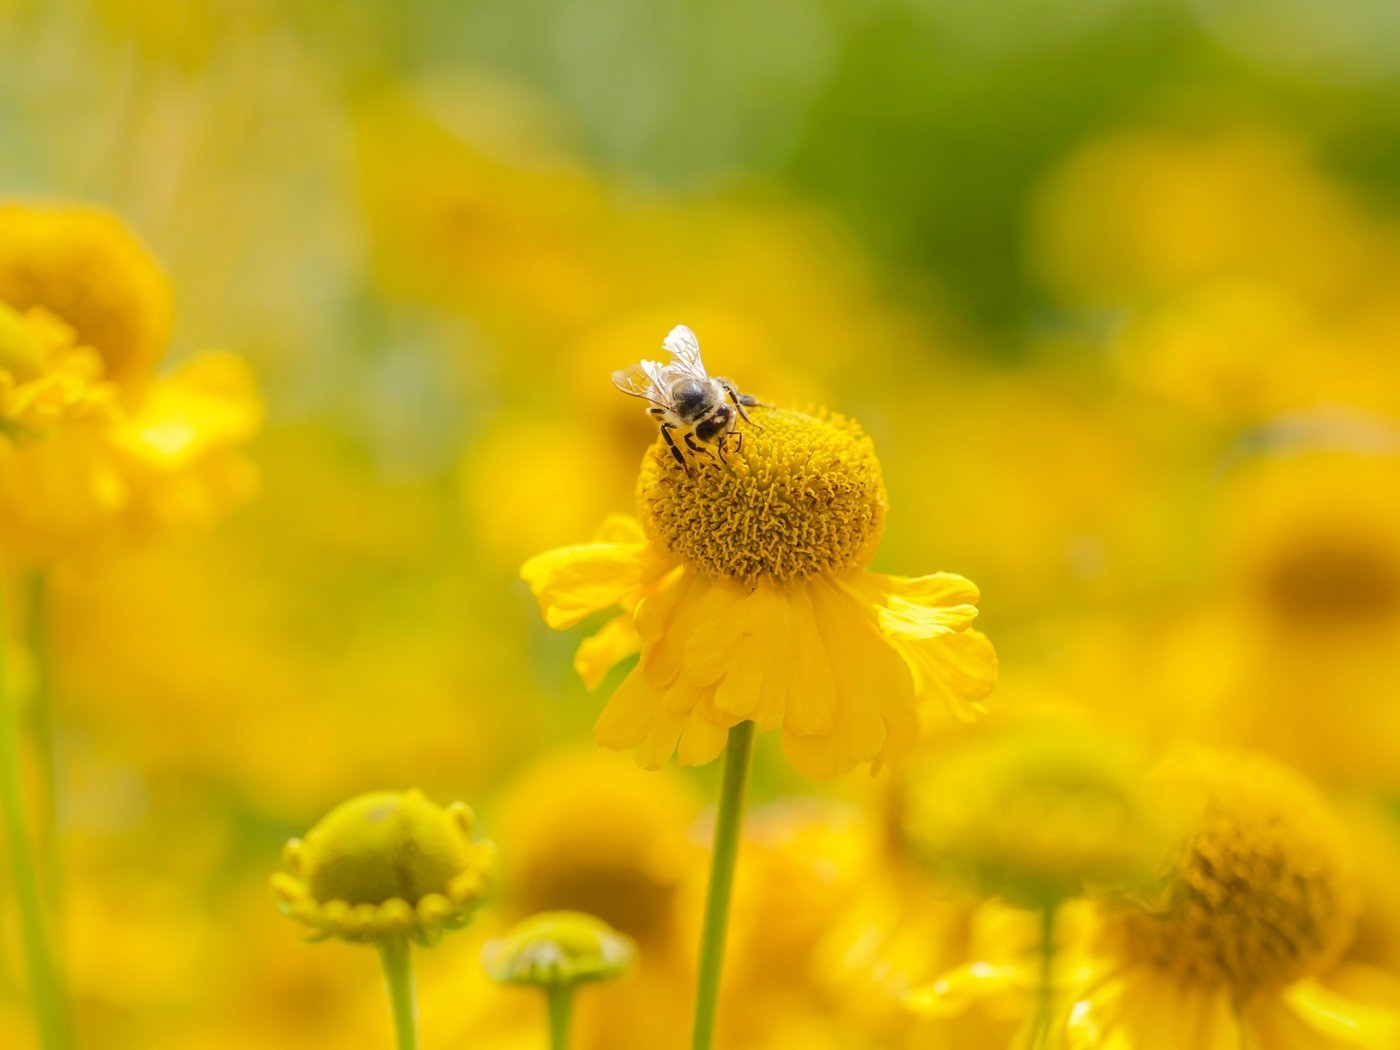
[{"left": 613, "top": 325, "right": 762, "bottom": 473}]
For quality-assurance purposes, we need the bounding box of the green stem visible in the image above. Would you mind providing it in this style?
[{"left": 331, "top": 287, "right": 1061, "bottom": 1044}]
[
  {"left": 377, "top": 936, "right": 418, "bottom": 1050},
  {"left": 0, "top": 583, "right": 70, "bottom": 1049},
  {"left": 545, "top": 985, "right": 574, "bottom": 1050},
  {"left": 1032, "top": 902, "right": 1057, "bottom": 1049},
  {"left": 689, "top": 720, "right": 756, "bottom": 1050},
  {"left": 25, "top": 573, "right": 59, "bottom": 901}
]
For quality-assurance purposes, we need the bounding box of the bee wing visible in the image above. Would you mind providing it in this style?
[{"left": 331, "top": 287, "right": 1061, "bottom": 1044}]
[
  {"left": 612, "top": 360, "right": 669, "bottom": 407},
  {"left": 662, "top": 324, "right": 709, "bottom": 379}
]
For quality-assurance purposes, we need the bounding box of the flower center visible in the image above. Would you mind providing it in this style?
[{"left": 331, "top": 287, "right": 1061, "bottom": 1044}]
[
  {"left": 636, "top": 407, "right": 886, "bottom": 585},
  {"left": 1114, "top": 751, "right": 1358, "bottom": 997},
  {"left": 1260, "top": 538, "right": 1400, "bottom": 625}
]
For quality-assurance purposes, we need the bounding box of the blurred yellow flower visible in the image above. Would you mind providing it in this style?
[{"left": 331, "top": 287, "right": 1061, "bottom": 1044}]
[
  {"left": 272, "top": 789, "right": 496, "bottom": 947},
  {"left": 483, "top": 911, "right": 635, "bottom": 989},
  {"left": 0, "top": 200, "right": 261, "bottom": 565},
  {"left": 901, "top": 719, "right": 1178, "bottom": 908},
  {"left": 0, "top": 202, "right": 172, "bottom": 382},
  {"left": 1153, "top": 446, "right": 1400, "bottom": 790},
  {"left": 492, "top": 748, "right": 699, "bottom": 947},
  {"left": 524, "top": 398, "right": 996, "bottom": 778},
  {"left": 1067, "top": 748, "right": 1398, "bottom": 1048},
  {"left": 432, "top": 751, "right": 702, "bottom": 1050}
]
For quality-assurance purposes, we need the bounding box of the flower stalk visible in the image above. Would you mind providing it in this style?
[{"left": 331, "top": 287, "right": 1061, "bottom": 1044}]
[
  {"left": 546, "top": 985, "right": 574, "bottom": 1050},
  {"left": 0, "top": 584, "right": 70, "bottom": 1050},
  {"left": 1032, "top": 902, "right": 1057, "bottom": 1050},
  {"left": 378, "top": 936, "right": 418, "bottom": 1050},
  {"left": 25, "top": 573, "right": 60, "bottom": 899},
  {"left": 690, "top": 719, "right": 755, "bottom": 1050}
]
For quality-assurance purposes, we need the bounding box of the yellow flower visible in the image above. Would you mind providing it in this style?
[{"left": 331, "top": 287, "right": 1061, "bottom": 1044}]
[
  {"left": 483, "top": 911, "right": 635, "bottom": 988},
  {"left": 0, "top": 202, "right": 172, "bottom": 382},
  {"left": 492, "top": 747, "right": 700, "bottom": 946},
  {"left": 1153, "top": 445, "right": 1400, "bottom": 790},
  {"left": 272, "top": 789, "right": 496, "bottom": 947},
  {"left": 523, "top": 400, "right": 996, "bottom": 778},
  {"left": 901, "top": 719, "right": 1179, "bottom": 908},
  {"left": 0, "top": 201, "right": 262, "bottom": 564},
  {"left": 1066, "top": 749, "right": 1399, "bottom": 1048}
]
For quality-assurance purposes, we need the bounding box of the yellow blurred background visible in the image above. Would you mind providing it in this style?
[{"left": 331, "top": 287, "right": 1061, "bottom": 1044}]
[{"left": 4, "top": 0, "right": 1400, "bottom": 1047}]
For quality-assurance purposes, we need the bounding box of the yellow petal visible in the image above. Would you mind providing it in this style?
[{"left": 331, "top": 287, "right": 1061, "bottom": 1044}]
[
  {"left": 676, "top": 711, "right": 730, "bottom": 767},
  {"left": 1243, "top": 995, "right": 1339, "bottom": 1049},
  {"left": 1282, "top": 978, "right": 1400, "bottom": 1046},
  {"left": 903, "top": 627, "right": 999, "bottom": 722},
  {"left": 594, "top": 666, "right": 663, "bottom": 751},
  {"left": 781, "top": 578, "right": 916, "bottom": 779},
  {"left": 636, "top": 708, "right": 688, "bottom": 770},
  {"left": 682, "top": 580, "right": 760, "bottom": 686},
  {"left": 787, "top": 584, "right": 839, "bottom": 737},
  {"left": 521, "top": 540, "right": 648, "bottom": 629},
  {"left": 592, "top": 514, "right": 645, "bottom": 544},
  {"left": 640, "top": 572, "right": 718, "bottom": 688},
  {"left": 574, "top": 613, "right": 640, "bottom": 691},
  {"left": 705, "top": 583, "right": 787, "bottom": 723},
  {"left": 846, "top": 571, "right": 981, "bottom": 640}
]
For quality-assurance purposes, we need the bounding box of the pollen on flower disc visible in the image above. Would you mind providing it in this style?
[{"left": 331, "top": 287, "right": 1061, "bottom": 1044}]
[
  {"left": 637, "top": 407, "right": 887, "bottom": 585},
  {"left": 1114, "top": 750, "right": 1359, "bottom": 997}
]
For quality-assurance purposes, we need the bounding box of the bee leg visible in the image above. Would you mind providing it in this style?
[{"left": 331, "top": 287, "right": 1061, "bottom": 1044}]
[
  {"left": 715, "top": 433, "right": 738, "bottom": 468},
  {"left": 720, "top": 379, "right": 763, "bottom": 430},
  {"left": 660, "top": 422, "right": 691, "bottom": 473},
  {"left": 683, "top": 431, "right": 717, "bottom": 466}
]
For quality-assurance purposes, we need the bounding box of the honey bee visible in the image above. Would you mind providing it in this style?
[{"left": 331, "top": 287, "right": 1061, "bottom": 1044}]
[{"left": 613, "top": 325, "right": 761, "bottom": 472}]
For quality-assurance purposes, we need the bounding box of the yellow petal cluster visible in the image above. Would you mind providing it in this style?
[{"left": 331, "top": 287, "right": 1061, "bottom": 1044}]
[{"left": 0, "top": 305, "right": 114, "bottom": 440}]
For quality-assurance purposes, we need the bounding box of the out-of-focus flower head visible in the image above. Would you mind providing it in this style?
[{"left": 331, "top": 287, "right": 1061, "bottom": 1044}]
[
  {"left": 0, "top": 202, "right": 172, "bottom": 382},
  {"left": 483, "top": 910, "right": 635, "bottom": 989},
  {"left": 523, "top": 365, "right": 997, "bottom": 776},
  {"left": 492, "top": 747, "right": 701, "bottom": 946},
  {"left": 272, "top": 789, "right": 496, "bottom": 947},
  {"left": 1068, "top": 747, "right": 1399, "bottom": 1047},
  {"left": 900, "top": 718, "right": 1179, "bottom": 909},
  {"left": 0, "top": 200, "right": 262, "bottom": 565},
  {"left": 1154, "top": 442, "right": 1400, "bottom": 790},
  {"left": 1220, "top": 445, "right": 1400, "bottom": 639}
]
